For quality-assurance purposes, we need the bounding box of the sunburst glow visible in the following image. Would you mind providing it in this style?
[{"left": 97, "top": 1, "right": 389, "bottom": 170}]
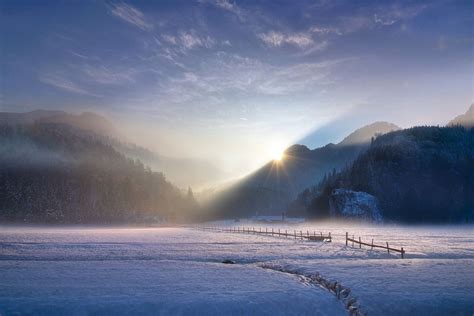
[{"left": 269, "top": 145, "right": 286, "bottom": 161}]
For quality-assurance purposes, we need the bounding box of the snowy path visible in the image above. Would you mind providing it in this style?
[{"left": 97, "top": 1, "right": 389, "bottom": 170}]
[{"left": 0, "top": 224, "right": 473, "bottom": 315}]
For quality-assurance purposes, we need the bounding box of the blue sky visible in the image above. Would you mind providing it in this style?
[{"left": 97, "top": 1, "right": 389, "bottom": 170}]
[{"left": 0, "top": 0, "right": 472, "bottom": 177}]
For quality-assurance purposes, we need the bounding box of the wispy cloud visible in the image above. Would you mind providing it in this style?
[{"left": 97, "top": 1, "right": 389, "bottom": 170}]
[
  {"left": 68, "top": 50, "right": 91, "bottom": 60},
  {"left": 39, "top": 74, "right": 95, "bottom": 96},
  {"left": 307, "top": 3, "right": 430, "bottom": 37},
  {"left": 162, "top": 30, "right": 216, "bottom": 52},
  {"left": 258, "top": 31, "right": 314, "bottom": 48},
  {"left": 374, "top": 3, "right": 428, "bottom": 26},
  {"left": 256, "top": 60, "right": 341, "bottom": 95},
  {"left": 82, "top": 64, "right": 136, "bottom": 85},
  {"left": 214, "top": 0, "right": 239, "bottom": 13},
  {"left": 181, "top": 31, "right": 215, "bottom": 49},
  {"left": 309, "top": 26, "right": 342, "bottom": 36},
  {"left": 200, "top": 0, "right": 244, "bottom": 19},
  {"left": 154, "top": 53, "right": 348, "bottom": 106},
  {"left": 258, "top": 31, "right": 284, "bottom": 47},
  {"left": 108, "top": 2, "right": 152, "bottom": 31}
]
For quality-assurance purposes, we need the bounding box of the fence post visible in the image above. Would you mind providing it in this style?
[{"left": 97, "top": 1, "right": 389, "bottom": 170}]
[
  {"left": 329, "top": 232, "right": 331, "bottom": 242},
  {"left": 278, "top": 229, "right": 280, "bottom": 236},
  {"left": 352, "top": 235, "right": 354, "bottom": 247},
  {"left": 346, "top": 232, "right": 348, "bottom": 246},
  {"left": 359, "top": 236, "right": 361, "bottom": 249},
  {"left": 285, "top": 230, "right": 287, "bottom": 237},
  {"left": 300, "top": 231, "right": 303, "bottom": 240},
  {"left": 387, "top": 242, "right": 390, "bottom": 253},
  {"left": 401, "top": 247, "right": 405, "bottom": 259},
  {"left": 371, "top": 239, "right": 374, "bottom": 250},
  {"left": 294, "top": 230, "right": 296, "bottom": 239},
  {"left": 272, "top": 228, "right": 274, "bottom": 236}
]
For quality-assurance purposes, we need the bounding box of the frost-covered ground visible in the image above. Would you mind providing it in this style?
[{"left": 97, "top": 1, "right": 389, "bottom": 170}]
[{"left": 0, "top": 223, "right": 473, "bottom": 315}]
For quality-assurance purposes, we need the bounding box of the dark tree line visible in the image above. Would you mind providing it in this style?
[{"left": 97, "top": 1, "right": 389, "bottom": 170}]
[
  {"left": 304, "top": 126, "right": 474, "bottom": 223},
  {"left": 0, "top": 123, "right": 198, "bottom": 223}
]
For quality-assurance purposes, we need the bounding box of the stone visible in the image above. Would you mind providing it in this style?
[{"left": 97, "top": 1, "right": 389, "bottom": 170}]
[{"left": 329, "top": 189, "right": 383, "bottom": 222}]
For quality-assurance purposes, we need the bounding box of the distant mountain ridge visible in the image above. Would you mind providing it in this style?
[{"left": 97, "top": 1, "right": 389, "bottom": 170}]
[
  {"left": 339, "top": 121, "right": 400, "bottom": 145},
  {"left": 0, "top": 110, "right": 223, "bottom": 188},
  {"left": 207, "top": 105, "right": 473, "bottom": 220},
  {"left": 448, "top": 104, "right": 474, "bottom": 128},
  {"left": 0, "top": 110, "right": 118, "bottom": 138},
  {"left": 207, "top": 121, "right": 400, "bottom": 218}
]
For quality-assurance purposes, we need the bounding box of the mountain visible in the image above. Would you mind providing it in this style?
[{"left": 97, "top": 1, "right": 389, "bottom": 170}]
[
  {"left": 339, "top": 121, "right": 400, "bottom": 145},
  {"left": 0, "top": 110, "right": 118, "bottom": 138},
  {"left": 0, "top": 123, "right": 198, "bottom": 223},
  {"left": 37, "top": 111, "right": 118, "bottom": 138},
  {"left": 0, "top": 110, "right": 224, "bottom": 188},
  {"left": 448, "top": 104, "right": 474, "bottom": 128},
  {"left": 0, "top": 109, "right": 64, "bottom": 125},
  {"left": 206, "top": 121, "right": 400, "bottom": 218},
  {"left": 308, "top": 126, "right": 474, "bottom": 223}
]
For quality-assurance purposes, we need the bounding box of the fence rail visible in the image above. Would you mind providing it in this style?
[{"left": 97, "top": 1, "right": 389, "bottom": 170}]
[
  {"left": 346, "top": 232, "right": 405, "bottom": 258},
  {"left": 198, "top": 226, "right": 332, "bottom": 242}
]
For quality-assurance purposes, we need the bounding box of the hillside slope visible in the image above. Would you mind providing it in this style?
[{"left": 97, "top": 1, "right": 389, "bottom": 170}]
[{"left": 207, "top": 122, "right": 399, "bottom": 218}]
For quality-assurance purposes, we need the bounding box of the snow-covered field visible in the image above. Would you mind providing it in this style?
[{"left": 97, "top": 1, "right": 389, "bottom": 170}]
[{"left": 0, "top": 222, "right": 473, "bottom": 315}]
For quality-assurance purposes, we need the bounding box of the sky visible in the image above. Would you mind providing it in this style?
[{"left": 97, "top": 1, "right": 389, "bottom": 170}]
[{"left": 0, "top": 0, "right": 473, "bottom": 180}]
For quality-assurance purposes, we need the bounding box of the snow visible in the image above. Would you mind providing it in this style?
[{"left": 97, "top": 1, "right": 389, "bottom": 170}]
[
  {"left": 1, "top": 223, "right": 473, "bottom": 315},
  {"left": 0, "top": 226, "right": 344, "bottom": 316}
]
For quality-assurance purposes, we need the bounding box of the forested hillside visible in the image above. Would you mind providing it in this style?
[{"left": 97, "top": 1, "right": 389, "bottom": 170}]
[
  {"left": 0, "top": 123, "right": 198, "bottom": 223},
  {"left": 305, "top": 126, "right": 474, "bottom": 222}
]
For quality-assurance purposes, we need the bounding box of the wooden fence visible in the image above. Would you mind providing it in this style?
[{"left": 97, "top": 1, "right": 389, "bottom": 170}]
[
  {"left": 199, "top": 226, "right": 332, "bottom": 242},
  {"left": 346, "top": 232, "right": 406, "bottom": 259},
  {"left": 195, "top": 226, "right": 406, "bottom": 259}
]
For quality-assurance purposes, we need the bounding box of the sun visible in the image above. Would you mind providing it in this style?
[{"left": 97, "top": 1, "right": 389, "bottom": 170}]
[
  {"left": 273, "top": 151, "right": 284, "bottom": 161},
  {"left": 267, "top": 142, "right": 287, "bottom": 162}
]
